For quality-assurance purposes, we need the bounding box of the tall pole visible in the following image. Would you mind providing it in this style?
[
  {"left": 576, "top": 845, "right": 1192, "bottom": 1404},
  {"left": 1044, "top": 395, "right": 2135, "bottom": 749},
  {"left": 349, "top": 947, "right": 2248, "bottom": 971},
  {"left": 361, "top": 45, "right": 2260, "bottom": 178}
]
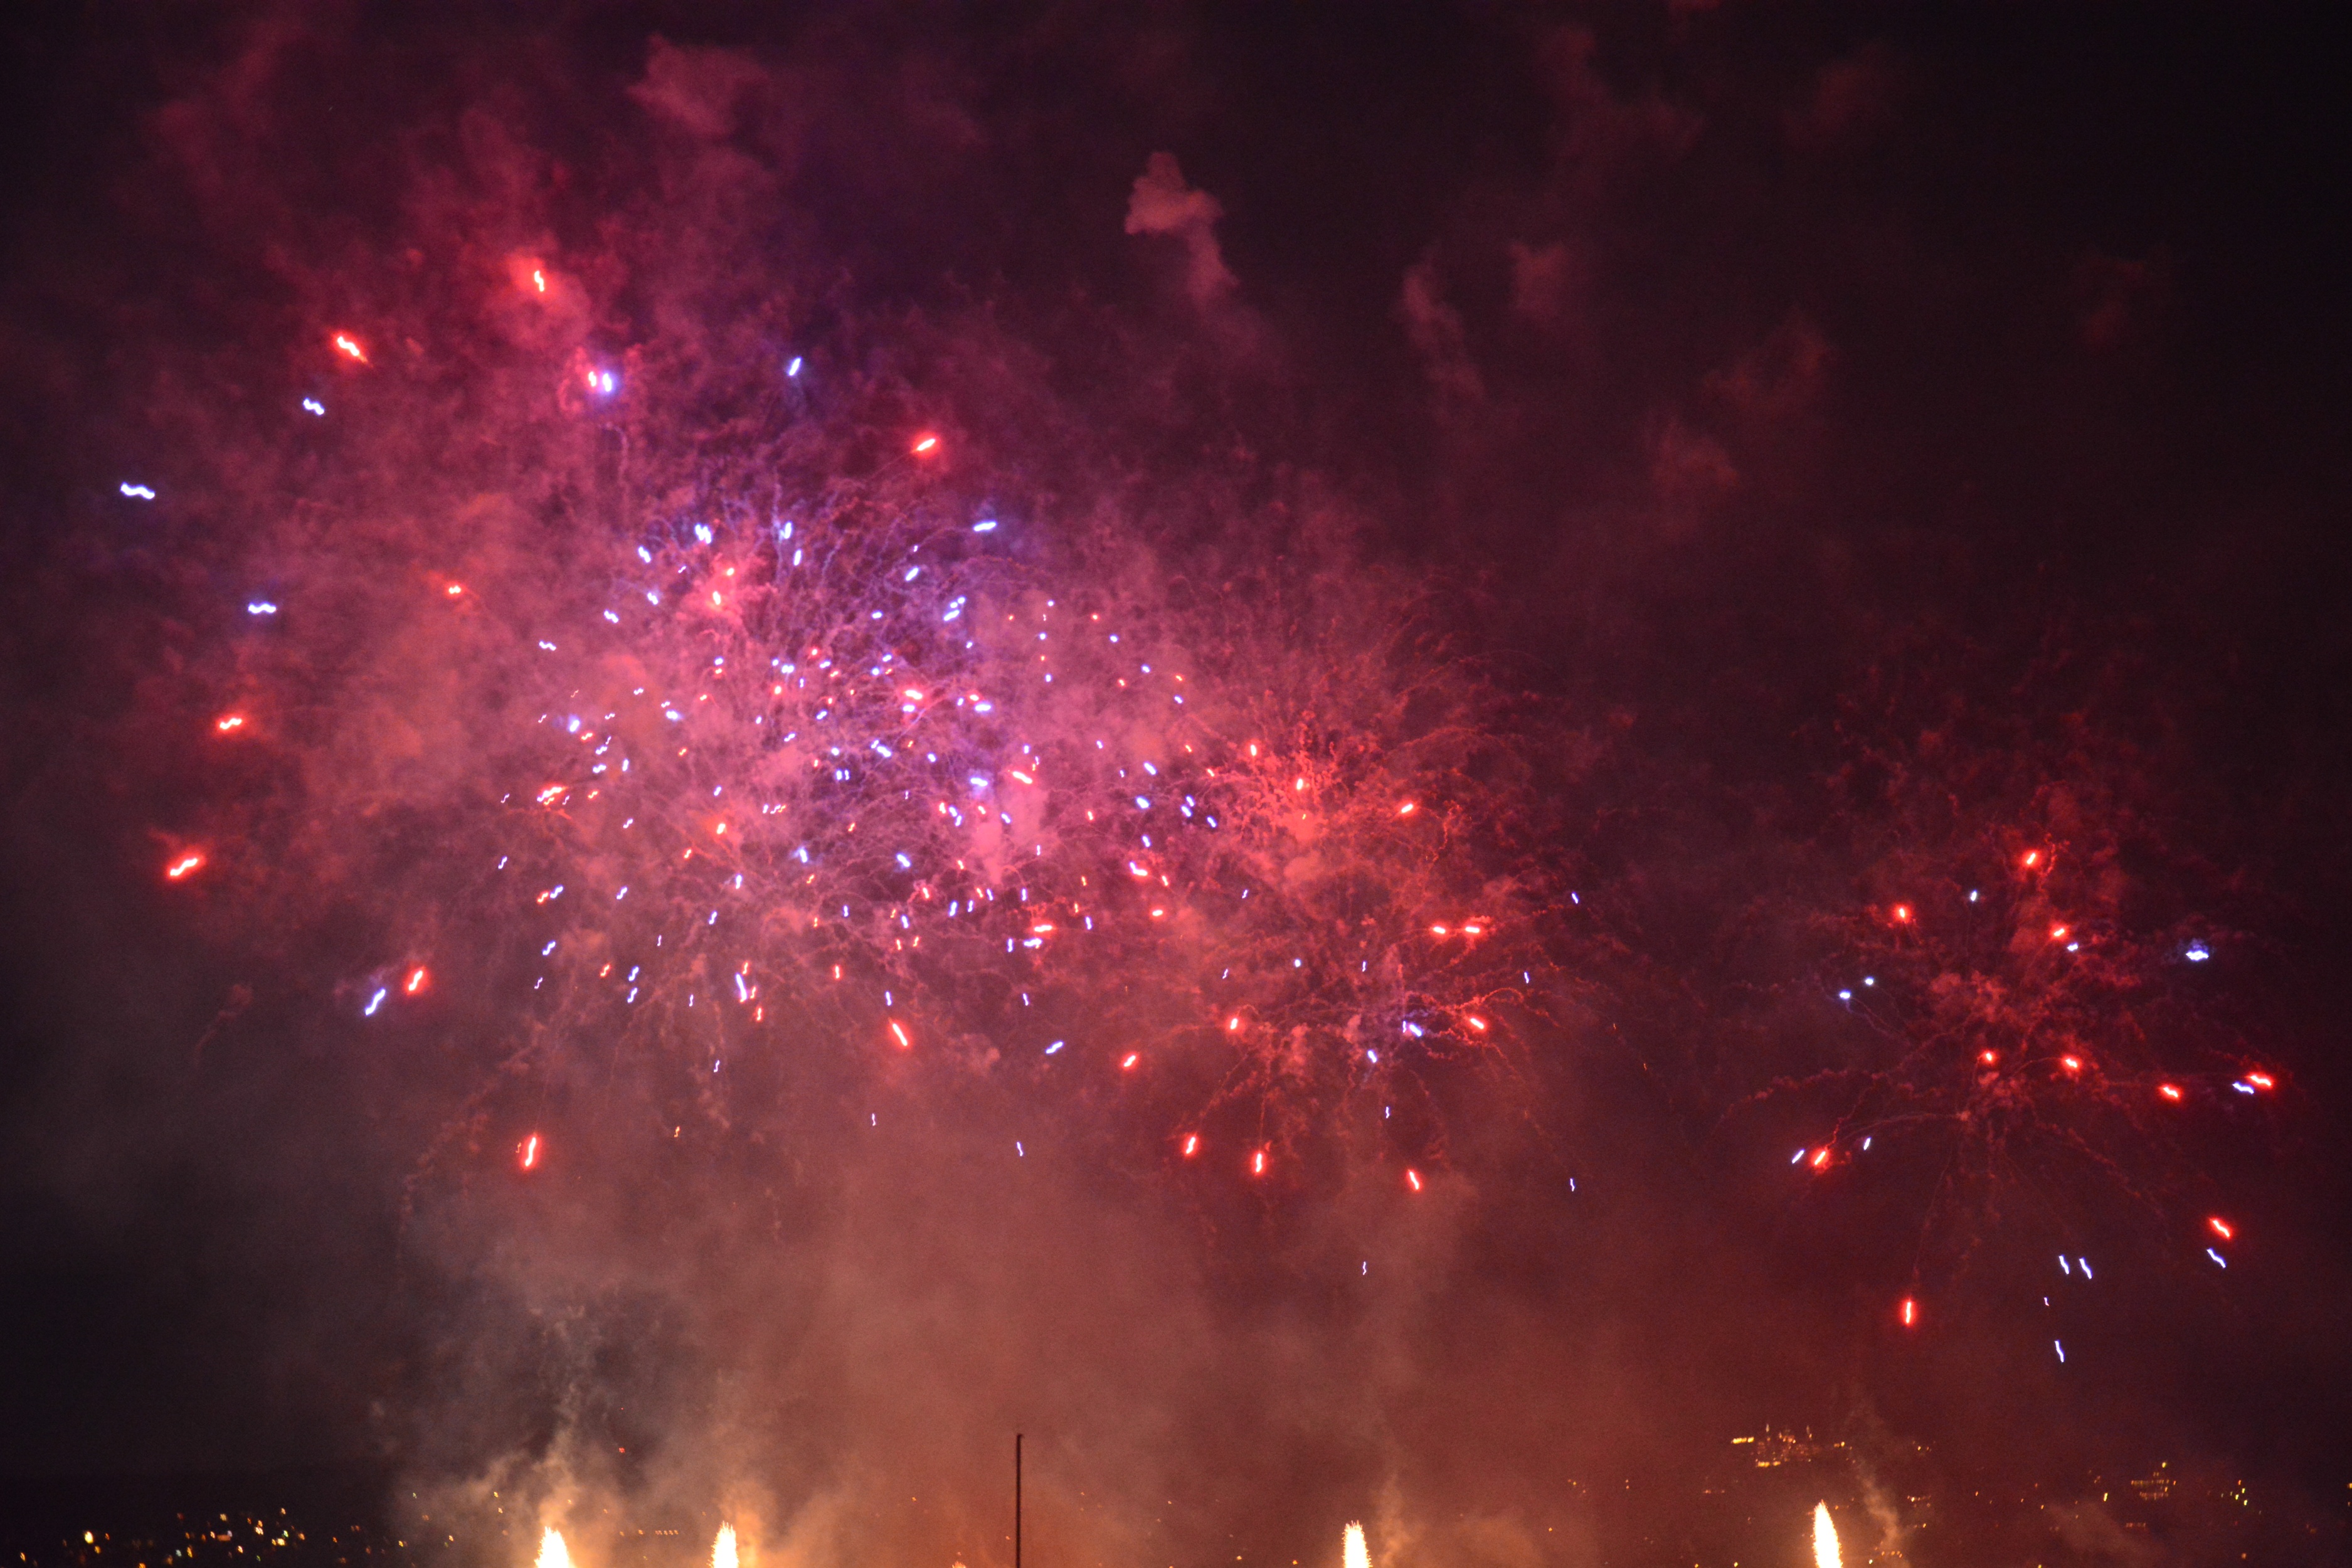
[{"left": 1015, "top": 1433, "right": 1024, "bottom": 1568}]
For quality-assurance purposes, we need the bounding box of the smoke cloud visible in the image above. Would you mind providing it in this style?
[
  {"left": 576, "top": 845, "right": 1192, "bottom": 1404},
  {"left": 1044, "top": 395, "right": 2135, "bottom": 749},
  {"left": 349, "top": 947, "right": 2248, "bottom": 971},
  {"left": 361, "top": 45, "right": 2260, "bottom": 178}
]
[{"left": 3, "top": 9, "right": 2349, "bottom": 1567}]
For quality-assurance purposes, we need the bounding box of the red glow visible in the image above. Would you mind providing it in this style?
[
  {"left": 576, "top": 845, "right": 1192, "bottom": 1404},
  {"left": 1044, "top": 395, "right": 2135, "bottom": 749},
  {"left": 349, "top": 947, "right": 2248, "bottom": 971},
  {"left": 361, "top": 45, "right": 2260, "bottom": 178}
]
[
  {"left": 1406, "top": 1168, "right": 1424, "bottom": 1192},
  {"left": 1900, "top": 1297, "right": 1918, "bottom": 1327},
  {"left": 1465, "top": 1015, "right": 1489, "bottom": 1032},
  {"left": 2208, "top": 1216, "right": 2234, "bottom": 1241},
  {"left": 404, "top": 967, "right": 428, "bottom": 995},
  {"left": 2023, "top": 850, "right": 2041, "bottom": 868},
  {"left": 911, "top": 434, "right": 940, "bottom": 455},
  {"left": 332, "top": 332, "right": 368, "bottom": 364},
  {"left": 1397, "top": 801, "right": 1419, "bottom": 815},
  {"left": 1980, "top": 1051, "right": 1998, "bottom": 1066},
  {"left": 519, "top": 1134, "right": 539, "bottom": 1170},
  {"left": 164, "top": 851, "right": 206, "bottom": 881},
  {"left": 2247, "top": 1071, "right": 2275, "bottom": 1089},
  {"left": 2159, "top": 1083, "right": 2183, "bottom": 1102},
  {"left": 2050, "top": 924, "right": 2070, "bottom": 941},
  {"left": 2061, "top": 1055, "right": 2084, "bottom": 1073},
  {"left": 889, "top": 1020, "right": 911, "bottom": 1049},
  {"left": 1251, "top": 1149, "right": 1268, "bottom": 1177},
  {"left": 1120, "top": 1052, "right": 1140, "bottom": 1071},
  {"left": 445, "top": 583, "right": 465, "bottom": 597},
  {"left": 532, "top": 269, "right": 547, "bottom": 294},
  {"left": 214, "top": 713, "right": 246, "bottom": 733},
  {"left": 1429, "top": 924, "right": 1449, "bottom": 936},
  {"left": 1181, "top": 1133, "right": 1199, "bottom": 1158},
  {"left": 1810, "top": 1148, "right": 1831, "bottom": 1169},
  {"left": 1893, "top": 904, "right": 1913, "bottom": 923},
  {"left": 1227, "top": 1015, "right": 1242, "bottom": 1032}
]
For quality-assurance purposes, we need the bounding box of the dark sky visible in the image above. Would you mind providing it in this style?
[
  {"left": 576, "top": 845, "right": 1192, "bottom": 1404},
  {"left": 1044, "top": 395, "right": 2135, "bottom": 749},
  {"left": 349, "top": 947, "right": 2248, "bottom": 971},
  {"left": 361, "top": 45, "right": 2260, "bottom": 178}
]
[{"left": 2, "top": 4, "right": 2349, "bottom": 1562}]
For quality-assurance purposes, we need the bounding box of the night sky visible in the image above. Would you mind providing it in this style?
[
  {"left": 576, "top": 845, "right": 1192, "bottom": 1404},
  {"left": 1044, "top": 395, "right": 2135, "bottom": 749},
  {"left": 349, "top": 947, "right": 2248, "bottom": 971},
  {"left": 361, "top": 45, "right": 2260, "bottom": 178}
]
[{"left": 3, "top": 5, "right": 2350, "bottom": 1563}]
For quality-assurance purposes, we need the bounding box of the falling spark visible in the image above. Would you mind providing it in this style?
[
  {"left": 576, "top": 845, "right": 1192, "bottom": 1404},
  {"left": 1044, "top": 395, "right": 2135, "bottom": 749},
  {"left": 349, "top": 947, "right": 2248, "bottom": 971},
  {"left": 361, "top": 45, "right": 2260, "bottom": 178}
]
[
  {"left": 911, "top": 434, "right": 940, "bottom": 455},
  {"left": 164, "top": 852, "right": 206, "bottom": 881},
  {"left": 1343, "top": 1522, "right": 1370, "bottom": 1568},
  {"left": 520, "top": 1134, "right": 540, "bottom": 1170},
  {"left": 215, "top": 713, "right": 246, "bottom": 733},
  {"left": 535, "top": 1528, "right": 570, "bottom": 1568},
  {"left": 1404, "top": 1168, "right": 1423, "bottom": 1192},
  {"left": 1812, "top": 1503, "right": 1840, "bottom": 1568},
  {"left": 405, "top": 966, "right": 429, "bottom": 995},
  {"left": 712, "top": 1525, "right": 738, "bottom": 1568},
  {"left": 889, "top": 1020, "right": 911, "bottom": 1049},
  {"left": 1900, "top": 1297, "right": 1917, "bottom": 1327},
  {"left": 332, "top": 332, "right": 368, "bottom": 364}
]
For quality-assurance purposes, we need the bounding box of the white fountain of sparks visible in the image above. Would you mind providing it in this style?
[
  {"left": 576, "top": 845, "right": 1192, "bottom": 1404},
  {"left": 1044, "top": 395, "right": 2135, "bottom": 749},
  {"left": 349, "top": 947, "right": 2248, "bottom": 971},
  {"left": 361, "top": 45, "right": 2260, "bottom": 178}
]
[
  {"left": 1343, "top": 1522, "right": 1370, "bottom": 1568},
  {"left": 1812, "top": 1502, "right": 1840, "bottom": 1568}
]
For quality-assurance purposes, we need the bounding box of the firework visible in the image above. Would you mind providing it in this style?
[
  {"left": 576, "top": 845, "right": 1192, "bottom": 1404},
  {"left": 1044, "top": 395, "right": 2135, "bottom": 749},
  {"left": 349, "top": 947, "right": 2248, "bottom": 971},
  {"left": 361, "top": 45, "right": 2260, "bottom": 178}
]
[
  {"left": 1724, "top": 701, "right": 2279, "bottom": 1327},
  {"left": 174, "top": 280, "right": 1575, "bottom": 1209}
]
